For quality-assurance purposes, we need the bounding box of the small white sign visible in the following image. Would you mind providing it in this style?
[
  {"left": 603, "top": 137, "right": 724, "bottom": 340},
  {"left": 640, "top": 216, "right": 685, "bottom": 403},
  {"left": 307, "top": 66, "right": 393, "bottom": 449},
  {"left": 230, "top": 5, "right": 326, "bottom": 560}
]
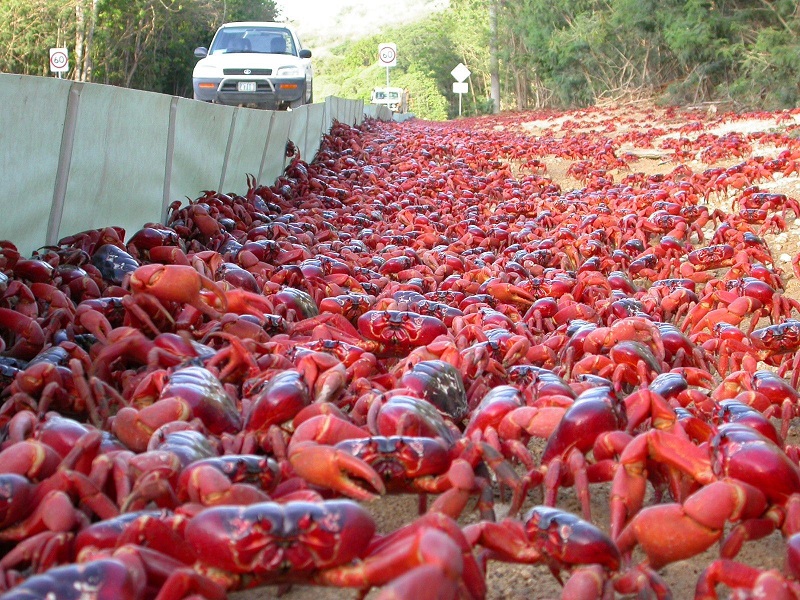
[
  {"left": 453, "top": 82, "right": 468, "bottom": 94},
  {"left": 49, "top": 48, "right": 69, "bottom": 73},
  {"left": 378, "top": 43, "right": 397, "bottom": 68},
  {"left": 451, "top": 62, "right": 471, "bottom": 83}
]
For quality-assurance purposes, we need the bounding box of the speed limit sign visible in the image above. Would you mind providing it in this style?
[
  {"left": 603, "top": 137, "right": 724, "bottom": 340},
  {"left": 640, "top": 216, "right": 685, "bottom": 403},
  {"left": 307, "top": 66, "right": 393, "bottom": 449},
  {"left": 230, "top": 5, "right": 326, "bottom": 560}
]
[
  {"left": 49, "top": 48, "right": 69, "bottom": 74},
  {"left": 378, "top": 43, "right": 397, "bottom": 68}
]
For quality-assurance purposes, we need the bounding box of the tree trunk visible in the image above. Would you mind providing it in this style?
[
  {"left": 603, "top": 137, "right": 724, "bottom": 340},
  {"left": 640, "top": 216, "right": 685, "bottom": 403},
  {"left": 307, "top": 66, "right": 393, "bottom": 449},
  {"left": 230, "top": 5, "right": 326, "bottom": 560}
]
[
  {"left": 515, "top": 69, "right": 527, "bottom": 111},
  {"left": 74, "top": 0, "right": 85, "bottom": 80},
  {"left": 489, "top": 0, "right": 500, "bottom": 113},
  {"left": 83, "top": 0, "right": 98, "bottom": 81}
]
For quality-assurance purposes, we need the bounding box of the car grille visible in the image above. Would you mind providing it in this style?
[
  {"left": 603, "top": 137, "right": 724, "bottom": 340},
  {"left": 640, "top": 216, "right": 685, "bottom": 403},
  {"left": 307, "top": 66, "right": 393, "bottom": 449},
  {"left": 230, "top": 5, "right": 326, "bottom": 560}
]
[
  {"left": 219, "top": 80, "right": 274, "bottom": 93},
  {"left": 223, "top": 68, "right": 272, "bottom": 75}
]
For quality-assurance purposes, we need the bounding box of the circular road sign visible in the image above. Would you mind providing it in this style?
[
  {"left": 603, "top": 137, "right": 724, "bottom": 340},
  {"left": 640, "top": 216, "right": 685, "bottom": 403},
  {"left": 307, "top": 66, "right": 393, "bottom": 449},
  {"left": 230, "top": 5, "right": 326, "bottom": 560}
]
[
  {"left": 50, "top": 48, "right": 69, "bottom": 73},
  {"left": 378, "top": 43, "right": 397, "bottom": 68}
]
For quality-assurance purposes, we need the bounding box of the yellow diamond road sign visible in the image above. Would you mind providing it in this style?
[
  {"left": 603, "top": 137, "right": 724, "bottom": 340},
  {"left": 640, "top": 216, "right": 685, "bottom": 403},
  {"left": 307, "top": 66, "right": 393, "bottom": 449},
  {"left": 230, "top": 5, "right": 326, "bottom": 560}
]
[{"left": 451, "top": 63, "right": 470, "bottom": 83}]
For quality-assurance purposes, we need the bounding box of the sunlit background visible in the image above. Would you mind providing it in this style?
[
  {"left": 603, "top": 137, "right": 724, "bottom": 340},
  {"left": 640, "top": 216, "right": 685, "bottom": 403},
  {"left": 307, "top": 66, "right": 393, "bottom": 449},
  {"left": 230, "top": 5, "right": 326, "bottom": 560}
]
[{"left": 275, "top": 0, "right": 449, "bottom": 52}]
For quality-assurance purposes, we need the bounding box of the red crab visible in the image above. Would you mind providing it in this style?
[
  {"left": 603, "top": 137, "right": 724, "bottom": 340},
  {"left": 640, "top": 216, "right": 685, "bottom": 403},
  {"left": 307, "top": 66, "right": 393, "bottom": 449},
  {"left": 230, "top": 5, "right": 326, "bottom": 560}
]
[{"left": 465, "top": 505, "right": 668, "bottom": 598}]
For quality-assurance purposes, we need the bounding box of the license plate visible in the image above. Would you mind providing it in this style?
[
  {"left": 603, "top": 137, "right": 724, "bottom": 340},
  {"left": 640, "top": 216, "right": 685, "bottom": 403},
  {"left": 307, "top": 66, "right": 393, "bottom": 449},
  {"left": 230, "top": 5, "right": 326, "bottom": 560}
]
[{"left": 237, "top": 81, "right": 256, "bottom": 92}]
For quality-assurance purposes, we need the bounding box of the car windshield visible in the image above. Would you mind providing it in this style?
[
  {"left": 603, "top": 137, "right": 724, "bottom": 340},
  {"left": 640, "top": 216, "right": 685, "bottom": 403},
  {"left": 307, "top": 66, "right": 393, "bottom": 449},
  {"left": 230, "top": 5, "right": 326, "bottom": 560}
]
[{"left": 209, "top": 26, "right": 297, "bottom": 56}]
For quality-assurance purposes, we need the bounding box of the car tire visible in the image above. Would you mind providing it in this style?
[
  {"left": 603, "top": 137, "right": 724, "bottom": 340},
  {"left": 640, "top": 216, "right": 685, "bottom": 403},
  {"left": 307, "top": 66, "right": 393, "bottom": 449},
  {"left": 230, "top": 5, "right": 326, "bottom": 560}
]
[
  {"left": 287, "top": 82, "right": 312, "bottom": 110},
  {"left": 306, "top": 83, "right": 313, "bottom": 105}
]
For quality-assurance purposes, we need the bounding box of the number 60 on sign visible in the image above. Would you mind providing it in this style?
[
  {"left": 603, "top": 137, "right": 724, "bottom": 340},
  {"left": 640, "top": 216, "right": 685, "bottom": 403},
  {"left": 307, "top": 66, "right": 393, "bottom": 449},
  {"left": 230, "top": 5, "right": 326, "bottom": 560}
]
[{"left": 50, "top": 48, "right": 69, "bottom": 73}]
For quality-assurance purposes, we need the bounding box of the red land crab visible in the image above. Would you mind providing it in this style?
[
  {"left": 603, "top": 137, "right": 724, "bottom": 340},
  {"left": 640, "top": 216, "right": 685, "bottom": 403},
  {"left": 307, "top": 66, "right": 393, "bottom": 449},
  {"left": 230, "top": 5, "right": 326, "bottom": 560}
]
[
  {"left": 519, "top": 384, "right": 630, "bottom": 520},
  {"left": 153, "top": 500, "right": 484, "bottom": 599},
  {"left": 128, "top": 263, "right": 228, "bottom": 318},
  {"left": 712, "top": 369, "right": 800, "bottom": 440},
  {"left": 749, "top": 320, "right": 800, "bottom": 386},
  {"left": 611, "top": 422, "right": 800, "bottom": 561},
  {"left": 287, "top": 394, "right": 523, "bottom": 519},
  {"left": 120, "top": 454, "right": 285, "bottom": 515},
  {"left": 357, "top": 309, "right": 449, "bottom": 357},
  {"left": 465, "top": 505, "right": 668, "bottom": 598},
  {"left": 294, "top": 308, "right": 448, "bottom": 359},
  {"left": 0, "top": 549, "right": 215, "bottom": 600},
  {"left": 463, "top": 384, "right": 566, "bottom": 470},
  {"left": 110, "top": 365, "right": 241, "bottom": 452},
  {"left": 238, "top": 350, "right": 350, "bottom": 451},
  {"left": 735, "top": 190, "right": 800, "bottom": 220},
  {"left": 694, "top": 532, "right": 800, "bottom": 599},
  {"left": 682, "top": 292, "right": 767, "bottom": 338}
]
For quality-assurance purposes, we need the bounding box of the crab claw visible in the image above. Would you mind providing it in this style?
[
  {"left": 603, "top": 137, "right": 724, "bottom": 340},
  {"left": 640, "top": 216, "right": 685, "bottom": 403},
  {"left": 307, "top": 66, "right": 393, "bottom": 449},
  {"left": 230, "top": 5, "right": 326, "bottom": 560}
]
[
  {"left": 482, "top": 281, "right": 536, "bottom": 309},
  {"left": 288, "top": 441, "right": 386, "bottom": 501},
  {"left": 374, "top": 564, "right": 460, "bottom": 600},
  {"left": 130, "top": 264, "right": 226, "bottom": 318}
]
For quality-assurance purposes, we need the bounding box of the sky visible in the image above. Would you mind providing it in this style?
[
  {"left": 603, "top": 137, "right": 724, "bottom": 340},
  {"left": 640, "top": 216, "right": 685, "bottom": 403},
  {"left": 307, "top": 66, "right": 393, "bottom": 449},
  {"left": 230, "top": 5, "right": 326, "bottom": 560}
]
[{"left": 275, "top": 0, "right": 449, "bottom": 50}]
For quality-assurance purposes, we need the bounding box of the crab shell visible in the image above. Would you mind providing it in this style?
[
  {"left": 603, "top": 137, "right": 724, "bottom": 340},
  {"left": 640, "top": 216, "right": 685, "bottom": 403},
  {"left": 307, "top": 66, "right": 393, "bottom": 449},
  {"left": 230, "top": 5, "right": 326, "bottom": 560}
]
[{"left": 184, "top": 500, "right": 376, "bottom": 584}]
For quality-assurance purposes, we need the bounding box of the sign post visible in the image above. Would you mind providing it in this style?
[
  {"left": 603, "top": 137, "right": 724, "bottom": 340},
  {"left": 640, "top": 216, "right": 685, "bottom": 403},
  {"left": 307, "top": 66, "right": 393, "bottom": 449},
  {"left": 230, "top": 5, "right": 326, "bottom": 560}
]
[
  {"left": 378, "top": 43, "right": 397, "bottom": 87},
  {"left": 49, "top": 48, "right": 69, "bottom": 79},
  {"left": 453, "top": 82, "right": 468, "bottom": 116},
  {"left": 451, "top": 63, "right": 471, "bottom": 117}
]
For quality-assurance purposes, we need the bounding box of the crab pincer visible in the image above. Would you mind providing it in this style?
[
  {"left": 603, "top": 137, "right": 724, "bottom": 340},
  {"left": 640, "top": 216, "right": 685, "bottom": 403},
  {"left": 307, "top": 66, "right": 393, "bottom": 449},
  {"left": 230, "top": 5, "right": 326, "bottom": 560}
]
[
  {"left": 129, "top": 263, "right": 227, "bottom": 319},
  {"left": 287, "top": 415, "right": 386, "bottom": 501}
]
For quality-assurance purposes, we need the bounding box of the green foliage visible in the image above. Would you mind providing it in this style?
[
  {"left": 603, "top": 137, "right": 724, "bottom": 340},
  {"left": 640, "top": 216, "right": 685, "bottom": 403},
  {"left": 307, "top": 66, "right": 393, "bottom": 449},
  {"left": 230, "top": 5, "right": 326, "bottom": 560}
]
[
  {"left": 394, "top": 70, "right": 448, "bottom": 120},
  {"left": 92, "top": 0, "right": 277, "bottom": 94},
  {"left": 0, "top": 0, "right": 74, "bottom": 75},
  {"left": 338, "top": 36, "right": 385, "bottom": 70},
  {"left": 225, "top": 0, "right": 278, "bottom": 23},
  {"left": 0, "top": 0, "right": 276, "bottom": 95},
  {"left": 731, "top": 27, "right": 800, "bottom": 109},
  {"left": 3, "top": 0, "right": 800, "bottom": 115},
  {"left": 314, "top": 4, "right": 488, "bottom": 119},
  {"left": 497, "top": 0, "right": 800, "bottom": 110}
]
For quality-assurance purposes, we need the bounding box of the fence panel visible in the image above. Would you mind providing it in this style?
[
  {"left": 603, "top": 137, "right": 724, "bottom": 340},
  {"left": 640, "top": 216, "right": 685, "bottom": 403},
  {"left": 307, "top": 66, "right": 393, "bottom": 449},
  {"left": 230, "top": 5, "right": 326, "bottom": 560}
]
[
  {"left": 0, "top": 73, "right": 377, "bottom": 256},
  {"left": 220, "top": 107, "right": 274, "bottom": 193},
  {"left": 169, "top": 99, "right": 236, "bottom": 217},
  {"left": 0, "top": 75, "right": 70, "bottom": 253},
  {"left": 259, "top": 110, "right": 292, "bottom": 185},
  {"left": 58, "top": 84, "right": 171, "bottom": 243}
]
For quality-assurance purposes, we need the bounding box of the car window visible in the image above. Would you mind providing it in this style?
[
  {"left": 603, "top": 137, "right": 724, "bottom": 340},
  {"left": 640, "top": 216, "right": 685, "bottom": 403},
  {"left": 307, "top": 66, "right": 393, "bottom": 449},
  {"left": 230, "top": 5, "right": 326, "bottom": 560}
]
[{"left": 210, "top": 27, "right": 297, "bottom": 56}]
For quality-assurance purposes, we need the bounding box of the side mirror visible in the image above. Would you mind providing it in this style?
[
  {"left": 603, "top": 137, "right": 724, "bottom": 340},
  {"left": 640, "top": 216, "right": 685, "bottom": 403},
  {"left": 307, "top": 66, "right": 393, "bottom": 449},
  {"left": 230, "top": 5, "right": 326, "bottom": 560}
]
[
  {"left": 298, "top": 49, "right": 312, "bottom": 59},
  {"left": 194, "top": 47, "right": 208, "bottom": 58}
]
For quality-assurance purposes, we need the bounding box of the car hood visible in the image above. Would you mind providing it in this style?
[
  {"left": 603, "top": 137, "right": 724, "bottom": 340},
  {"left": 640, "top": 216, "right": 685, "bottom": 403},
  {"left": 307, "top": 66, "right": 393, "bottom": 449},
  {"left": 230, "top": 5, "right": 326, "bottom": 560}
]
[{"left": 193, "top": 52, "right": 305, "bottom": 76}]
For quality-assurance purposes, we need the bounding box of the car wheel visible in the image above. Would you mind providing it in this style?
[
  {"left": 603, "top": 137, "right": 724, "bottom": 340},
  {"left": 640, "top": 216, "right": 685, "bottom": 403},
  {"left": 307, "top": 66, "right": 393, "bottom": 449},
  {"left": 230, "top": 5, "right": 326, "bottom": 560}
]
[
  {"left": 306, "top": 83, "right": 313, "bottom": 105},
  {"left": 287, "top": 83, "right": 308, "bottom": 110}
]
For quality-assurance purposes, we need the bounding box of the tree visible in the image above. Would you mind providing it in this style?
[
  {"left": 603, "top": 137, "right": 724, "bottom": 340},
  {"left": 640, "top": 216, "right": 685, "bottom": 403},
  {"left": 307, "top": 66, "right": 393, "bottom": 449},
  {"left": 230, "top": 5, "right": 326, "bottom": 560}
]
[
  {"left": 74, "top": 0, "right": 98, "bottom": 81},
  {"left": 0, "top": 0, "right": 74, "bottom": 76},
  {"left": 489, "top": 0, "right": 499, "bottom": 112},
  {"left": 2, "top": 0, "right": 800, "bottom": 112}
]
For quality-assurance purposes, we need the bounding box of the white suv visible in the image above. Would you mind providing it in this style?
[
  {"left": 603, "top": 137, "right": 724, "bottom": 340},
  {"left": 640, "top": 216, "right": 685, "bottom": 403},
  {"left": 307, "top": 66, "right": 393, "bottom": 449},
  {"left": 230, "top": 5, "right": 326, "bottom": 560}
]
[{"left": 192, "top": 22, "right": 313, "bottom": 110}]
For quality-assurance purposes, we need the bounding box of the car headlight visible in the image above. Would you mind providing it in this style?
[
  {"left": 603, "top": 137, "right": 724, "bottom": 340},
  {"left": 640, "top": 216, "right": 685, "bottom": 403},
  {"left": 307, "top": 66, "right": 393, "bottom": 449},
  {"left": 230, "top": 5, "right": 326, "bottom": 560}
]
[
  {"left": 276, "top": 65, "right": 303, "bottom": 78},
  {"left": 193, "top": 62, "right": 219, "bottom": 77}
]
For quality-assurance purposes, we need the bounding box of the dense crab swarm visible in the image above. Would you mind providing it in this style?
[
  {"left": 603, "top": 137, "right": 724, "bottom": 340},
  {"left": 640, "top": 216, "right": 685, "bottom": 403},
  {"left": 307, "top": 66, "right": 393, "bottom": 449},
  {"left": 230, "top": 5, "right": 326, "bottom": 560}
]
[{"left": 1, "top": 104, "right": 800, "bottom": 599}]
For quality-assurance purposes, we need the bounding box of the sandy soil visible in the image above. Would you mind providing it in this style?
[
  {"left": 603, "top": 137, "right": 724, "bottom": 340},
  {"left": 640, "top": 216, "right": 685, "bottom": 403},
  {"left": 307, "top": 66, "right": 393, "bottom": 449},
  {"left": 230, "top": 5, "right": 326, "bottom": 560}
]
[{"left": 230, "top": 103, "right": 800, "bottom": 599}]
